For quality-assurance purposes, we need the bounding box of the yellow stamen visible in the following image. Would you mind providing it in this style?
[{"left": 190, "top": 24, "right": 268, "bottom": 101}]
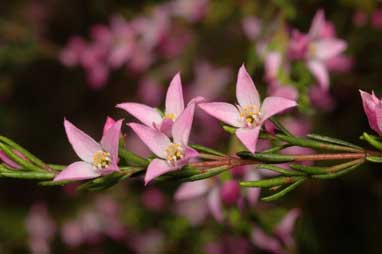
[
  {"left": 165, "top": 143, "right": 184, "bottom": 164},
  {"left": 164, "top": 113, "right": 176, "bottom": 121},
  {"left": 92, "top": 151, "right": 112, "bottom": 169},
  {"left": 239, "top": 105, "right": 261, "bottom": 128}
]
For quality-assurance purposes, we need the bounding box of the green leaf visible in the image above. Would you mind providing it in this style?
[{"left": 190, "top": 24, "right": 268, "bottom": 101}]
[
  {"left": 270, "top": 117, "right": 293, "bottom": 137},
  {"left": 276, "top": 134, "right": 361, "bottom": 152},
  {"left": 240, "top": 176, "right": 305, "bottom": 188},
  {"left": 307, "top": 133, "right": 363, "bottom": 150},
  {"left": 257, "top": 164, "right": 306, "bottom": 176},
  {"left": 222, "top": 125, "right": 236, "bottom": 134},
  {"left": 361, "top": 132, "right": 382, "bottom": 150},
  {"left": 366, "top": 156, "right": 382, "bottom": 163},
  {"left": 118, "top": 148, "right": 149, "bottom": 167},
  {"left": 190, "top": 144, "right": 226, "bottom": 156},
  {"left": 0, "top": 136, "right": 49, "bottom": 169},
  {"left": 261, "top": 179, "right": 305, "bottom": 201},
  {"left": 0, "top": 143, "right": 43, "bottom": 172},
  {"left": 237, "top": 151, "right": 295, "bottom": 163},
  {"left": 312, "top": 162, "right": 363, "bottom": 179}
]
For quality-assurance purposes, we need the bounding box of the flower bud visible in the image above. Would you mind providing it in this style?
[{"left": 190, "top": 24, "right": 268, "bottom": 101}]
[{"left": 220, "top": 180, "right": 241, "bottom": 206}]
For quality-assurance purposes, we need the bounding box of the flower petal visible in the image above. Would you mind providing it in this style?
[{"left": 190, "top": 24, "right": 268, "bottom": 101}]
[
  {"left": 54, "top": 161, "right": 100, "bottom": 181},
  {"left": 64, "top": 119, "right": 101, "bottom": 163},
  {"left": 174, "top": 180, "right": 210, "bottom": 201},
  {"left": 199, "top": 102, "right": 242, "bottom": 127},
  {"left": 116, "top": 102, "right": 162, "bottom": 128},
  {"left": 175, "top": 146, "right": 199, "bottom": 168},
  {"left": 236, "top": 64, "right": 260, "bottom": 108},
  {"left": 103, "top": 116, "right": 116, "bottom": 136},
  {"left": 360, "top": 90, "right": 382, "bottom": 134},
  {"left": 260, "top": 96, "right": 297, "bottom": 121},
  {"left": 207, "top": 187, "right": 224, "bottom": 222},
  {"left": 244, "top": 169, "right": 260, "bottom": 206},
  {"left": 309, "top": 9, "right": 325, "bottom": 38},
  {"left": 101, "top": 119, "right": 123, "bottom": 162},
  {"left": 144, "top": 158, "right": 175, "bottom": 185},
  {"left": 307, "top": 60, "right": 329, "bottom": 90},
  {"left": 128, "top": 123, "right": 171, "bottom": 158},
  {"left": 172, "top": 103, "right": 195, "bottom": 145},
  {"left": 313, "top": 39, "right": 347, "bottom": 61},
  {"left": 165, "top": 73, "right": 184, "bottom": 117},
  {"left": 236, "top": 126, "right": 261, "bottom": 154}
]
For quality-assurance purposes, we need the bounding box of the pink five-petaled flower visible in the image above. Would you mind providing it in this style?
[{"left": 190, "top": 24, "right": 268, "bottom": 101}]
[
  {"left": 128, "top": 103, "right": 199, "bottom": 185},
  {"left": 199, "top": 65, "right": 297, "bottom": 153},
  {"left": 360, "top": 90, "right": 382, "bottom": 135},
  {"left": 53, "top": 119, "right": 122, "bottom": 181},
  {"left": 117, "top": 73, "right": 185, "bottom": 136}
]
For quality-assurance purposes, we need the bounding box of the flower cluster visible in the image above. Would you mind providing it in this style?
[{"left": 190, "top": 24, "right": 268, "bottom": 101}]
[
  {"left": 59, "top": 0, "right": 208, "bottom": 89},
  {"left": 54, "top": 65, "right": 296, "bottom": 184}
]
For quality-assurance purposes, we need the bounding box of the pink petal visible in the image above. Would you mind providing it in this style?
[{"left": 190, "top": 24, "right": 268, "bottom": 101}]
[
  {"left": 64, "top": 119, "right": 101, "bottom": 163},
  {"left": 360, "top": 90, "right": 382, "bottom": 134},
  {"left": 276, "top": 208, "right": 300, "bottom": 237},
  {"left": 101, "top": 119, "right": 123, "bottom": 163},
  {"left": 207, "top": 187, "right": 224, "bottom": 222},
  {"left": 236, "top": 126, "right": 261, "bottom": 153},
  {"left": 236, "top": 64, "right": 261, "bottom": 108},
  {"left": 165, "top": 73, "right": 184, "bottom": 117},
  {"left": 309, "top": 9, "right": 325, "bottom": 38},
  {"left": 116, "top": 102, "right": 162, "bottom": 128},
  {"left": 260, "top": 96, "right": 297, "bottom": 121},
  {"left": 307, "top": 60, "right": 329, "bottom": 90},
  {"left": 313, "top": 39, "right": 347, "bottom": 61},
  {"left": 265, "top": 51, "right": 281, "bottom": 81},
  {"left": 172, "top": 103, "right": 195, "bottom": 145},
  {"left": 144, "top": 158, "right": 175, "bottom": 185},
  {"left": 103, "top": 116, "right": 116, "bottom": 136},
  {"left": 174, "top": 180, "right": 210, "bottom": 200},
  {"left": 54, "top": 161, "right": 100, "bottom": 181},
  {"left": 0, "top": 150, "right": 21, "bottom": 169},
  {"left": 175, "top": 146, "right": 199, "bottom": 168},
  {"left": 251, "top": 228, "right": 281, "bottom": 252},
  {"left": 244, "top": 169, "right": 260, "bottom": 206},
  {"left": 128, "top": 123, "right": 171, "bottom": 158},
  {"left": 199, "top": 102, "right": 242, "bottom": 128}
]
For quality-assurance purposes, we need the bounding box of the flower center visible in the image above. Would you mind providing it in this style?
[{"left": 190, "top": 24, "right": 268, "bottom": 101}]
[
  {"left": 239, "top": 105, "right": 261, "bottom": 128},
  {"left": 92, "top": 151, "right": 112, "bottom": 169},
  {"left": 164, "top": 113, "right": 176, "bottom": 121},
  {"left": 165, "top": 143, "right": 184, "bottom": 164}
]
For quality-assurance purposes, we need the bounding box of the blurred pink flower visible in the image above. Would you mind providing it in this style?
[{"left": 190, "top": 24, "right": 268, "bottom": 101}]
[
  {"left": 242, "top": 16, "right": 262, "bottom": 41},
  {"left": 137, "top": 78, "right": 164, "bottom": 106},
  {"left": 372, "top": 10, "right": 382, "bottom": 28},
  {"left": 200, "top": 65, "right": 297, "bottom": 153},
  {"left": 54, "top": 119, "right": 122, "bottom": 181},
  {"left": 309, "top": 85, "right": 335, "bottom": 111},
  {"left": 141, "top": 187, "right": 167, "bottom": 211},
  {"left": 172, "top": 0, "right": 209, "bottom": 22},
  {"left": 26, "top": 203, "right": 55, "bottom": 254},
  {"left": 353, "top": 10, "right": 368, "bottom": 27},
  {"left": 251, "top": 209, "right": 300, "bottom": 253},
  {"left": 360, "top": 90, "right": 382, "bottom": 135},
  {"left": 288, "top": 10, "right": 347, "bottom": 89}
]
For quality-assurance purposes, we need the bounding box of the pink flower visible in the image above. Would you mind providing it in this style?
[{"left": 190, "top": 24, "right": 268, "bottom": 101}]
[
  {"left": 242, "top": 16, "right": 262, "bottom": 41},
  {"left": 353, "top": 10, "right": 368, "bottom": 27},
  {"left": 199, "top": 65, "right": 297, "bottom": 153},
  {"left": 360, "top": 90, "right": 382, "bottom": 135},
  {"left": 54, "top": 119, "right": 122, "bottom": 181},
  {"left": 117, "top": 73, "right": 187, "bottom": 136},
  {"left": 128, "top": 103, "right": 199, "bottom": 184},
  {"left": 251, "top": 209, "right": 300, "bottom": 253},
  {"left": 372, "top": 10, "right": 382, "bottom": 28},
  {"left": 288, "top": 10, "right": 347, "bottom": 90}
]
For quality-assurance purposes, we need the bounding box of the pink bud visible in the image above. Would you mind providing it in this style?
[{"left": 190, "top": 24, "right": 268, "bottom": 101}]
[
  {"left": 220, "top": 180, "right": 241, "bottom": 206},
  {"left": 372, "top": 10, "right": 382, "bottom": 28}
]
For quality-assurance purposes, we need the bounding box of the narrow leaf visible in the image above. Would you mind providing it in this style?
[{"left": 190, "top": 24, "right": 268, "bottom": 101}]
[
  {"left": 261, "top": 179, "right": 305, "bottom": 201},
  {"left": 257, "top": 164, "right": 306, "bottom": 176},
  {"left": 307, "top": 133, "right": 363, "bottom": 150},
  {"left": 190, "top": 144, "right": 226, "bottom": 156},
  {"left": 237, "top": 151, "right": 295, "bottom": 163},
  {"left": 240, "top": 176, "right": 305, "bottom": 188}
]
